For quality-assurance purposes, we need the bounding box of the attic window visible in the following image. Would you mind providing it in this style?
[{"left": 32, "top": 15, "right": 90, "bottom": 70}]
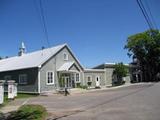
[{"left": 63, "top": 52, "right": 68, "bottom": 60}]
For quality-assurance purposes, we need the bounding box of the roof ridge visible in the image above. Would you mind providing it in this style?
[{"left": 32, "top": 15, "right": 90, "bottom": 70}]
[
  {"left": 0, "top": 43, "right": 67, "bottom": 72},
  {"left": 0, "top": 43, "right": 66, "bottom": 61}
]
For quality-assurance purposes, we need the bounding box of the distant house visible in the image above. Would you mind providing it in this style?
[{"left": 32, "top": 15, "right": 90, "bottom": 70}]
[
  {"left": 0, "top": 43, "right": 131, "bottom": 93},
  {"left": 93, "top": 63, "right": 131, "bottom": 85}
]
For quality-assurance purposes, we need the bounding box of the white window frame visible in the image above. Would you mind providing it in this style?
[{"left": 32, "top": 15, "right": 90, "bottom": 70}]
[
  {"left": 19, "top": 74, "right": 27, "bottom": 85},
  {"left": 63, "top": 52, "right": 68, "bottom": 61},
  {"left": 46, "top": 71, "right": 54, "bottom": 85},
  {"left": 75, "top": 73, "right": 80, "bottom": 83},
  {"left": 71, "top": 73, "right": 75, "bottom": 82},
  {"left": 4, "top": 75, "right": 12, "bottom": 80},
  {"left": 95, "top": 76, "right": 101, "bottom": 82},
  {"left": 87, "top": 75, "right": 92, "bottom": 82}
]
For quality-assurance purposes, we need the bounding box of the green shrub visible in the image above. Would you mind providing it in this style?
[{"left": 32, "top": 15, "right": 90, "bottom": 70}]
[
  {"left": 87, "top": 82, "right": 92, "bottom": 86},
  {"left": 76, "top": 83, "right": 88, "bottom": 89},
  {"left": 6, "top": 104, "right": 47, "bottom": 120},
  {"left": 76, "top": 83, "right": 81, "bottom": 88},
  {"left": 81, "top": 85, "right": 88, "bottom": 89}
]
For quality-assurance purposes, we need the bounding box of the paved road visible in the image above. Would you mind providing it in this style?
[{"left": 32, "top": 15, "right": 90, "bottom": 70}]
[{"left": 26, "top": 83, "right": 160, "bottom": 120}]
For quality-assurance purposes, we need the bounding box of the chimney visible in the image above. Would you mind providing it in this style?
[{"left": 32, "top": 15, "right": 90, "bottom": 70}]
[{"left": 18, "top": 42, "right": 26, "bottom": 56}]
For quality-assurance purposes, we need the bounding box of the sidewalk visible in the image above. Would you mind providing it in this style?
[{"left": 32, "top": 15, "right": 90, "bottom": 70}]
[
  {"left": 0, "top": 98, "right": 29, "bottom": 113},
  {"left": 69, "top": 82, "right": 154, "bottom": 94}
]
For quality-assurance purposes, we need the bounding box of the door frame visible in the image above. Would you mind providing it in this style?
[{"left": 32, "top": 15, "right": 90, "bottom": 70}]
[{"left": 95, "top": 76, "right": 100, "bottom": 87}]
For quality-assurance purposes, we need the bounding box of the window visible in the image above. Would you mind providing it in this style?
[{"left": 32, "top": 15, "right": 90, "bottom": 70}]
[
  {"left": 87, "top": 76, "right": 92, "bottom": 82},
  {"left": 63, "top": 52, "right": 68, "bottom": 60},
  {"left": 71, "top": 73, "right": 75, "bottom": 81},
  {"left": 76, "top": 73, "right": 80, "bottom": 82},
  {"left": 19, "top": 74, "right": 27, "bottom": 84},
  {"left": 4, "top": 75, "right": 11, "bottom": 80},
  {"left": 46, "top": 71, "right": 54, "bottom": 85}
]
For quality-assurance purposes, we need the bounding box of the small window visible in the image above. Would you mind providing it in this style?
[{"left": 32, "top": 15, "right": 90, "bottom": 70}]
[
  {"left": 76, "top": 73, "right": 80, "bottom": 82},
  {"left": 71, "top": 73, "right": 75, "bottom": 81},
  {"left": 46, "top": 71, "right": 54, "bottom": 85},
  {"left": 63, "top": 52, "right": 68, "bottom": 60},
  {"left": 87, "top": 76, "right": 92, "bottom": 82},
  {"left": 4, "top": 75, "right": 11, "bottom": 80},
  {"left": 19, "top": 74, "right": 27, "bottom": 84}
]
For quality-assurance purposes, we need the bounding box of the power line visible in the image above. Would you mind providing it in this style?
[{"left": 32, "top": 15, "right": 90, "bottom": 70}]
[
  {"left": 136, "top": 0, "right": 154, "bottom": 30},
  {"left": 39, "top": 0, "right": 50, "bottom": 47},
  {"left": 144, "top": 0, "right": 158, "bottom": 29},
  {"left": 33, "top": 0, "right": 46, "bottom": 46}
]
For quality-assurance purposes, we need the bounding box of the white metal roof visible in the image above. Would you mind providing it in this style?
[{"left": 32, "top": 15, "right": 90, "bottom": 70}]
[
  {"left": 0, "top": 44, "right": 66, "bottom": 72},
  {"left": 84, "top": 68, "right": 105, "bottom": 72},
  {"left": 57, "top": 62, "right": 74, "bottom": 71}
]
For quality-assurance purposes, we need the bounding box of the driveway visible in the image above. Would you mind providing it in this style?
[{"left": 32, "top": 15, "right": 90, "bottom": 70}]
[{"left": 25, "top": 82, "right": 160, "bottom": 120}]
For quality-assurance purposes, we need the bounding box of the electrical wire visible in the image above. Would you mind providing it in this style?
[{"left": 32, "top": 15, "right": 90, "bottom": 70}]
[
  {"left": 136, "top": 0, "right": 154, "bottom": 30},
  {"left": 144, "top": 0, "right": 158, "bottom": 30},
  {"left": 39, "top": 0, "right": 50, "bottom": 47}
]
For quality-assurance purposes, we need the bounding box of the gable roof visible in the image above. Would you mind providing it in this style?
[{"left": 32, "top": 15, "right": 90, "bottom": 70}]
[
  {"left": 0, "top": 44, "right": 67, "bottom": 72},
  {"left": 57, "top": 62, "right": 74, "bottom": 71}
]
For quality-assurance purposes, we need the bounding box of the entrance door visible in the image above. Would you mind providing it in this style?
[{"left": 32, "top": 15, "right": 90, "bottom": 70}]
[
  {"left": 95, "top": 76, "right": 100, "bottom": 87},
  {"left": 63, "top": 76, "right": 72, "bottom": 88}
]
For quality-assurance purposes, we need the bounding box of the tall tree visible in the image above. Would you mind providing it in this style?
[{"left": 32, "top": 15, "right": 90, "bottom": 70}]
[
  {"left": 113, "top": 63, "right": 128, "bottom": 85},
  {"left": 125, "top": 29, "right": 160, "bottom": 82}
]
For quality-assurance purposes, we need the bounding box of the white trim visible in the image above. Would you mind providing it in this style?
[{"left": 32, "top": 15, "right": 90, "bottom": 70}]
[
  {"left": 95, "top": 75, "right": 101, "bottom": 87},
  {"left": 84, "top": 69, "right": 105, "bottom": 72},
  {"left": 38, "top": 69, "right": 41, "bottom": 93},
  {"left": 46, "top": 71, "right": 54, "bottom": 85},
  {"left": 75, "top": 73, "right": 80, "bottom": 83},
  {"left": 66, "top": 44, "right": 84, "bottom": 70},
  {"left": 19, "top": 74, "right": 27, "bottom": 85}
]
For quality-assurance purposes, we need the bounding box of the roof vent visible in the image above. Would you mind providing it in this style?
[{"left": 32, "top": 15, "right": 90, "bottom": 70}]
[
  {"left": 42, "top": 46, "right": 45, "bottom": 50},
  {"left": 18, "top": 42, "right": 26, "bottom": 56}
]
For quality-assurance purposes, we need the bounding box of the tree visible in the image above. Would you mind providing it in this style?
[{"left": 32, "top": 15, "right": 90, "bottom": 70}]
[
  {"left": 113, "top": 63, "right": 128, "bottom": 85},
  {"left": 125, "top": 29, "right": 160, "bottom": 82}
]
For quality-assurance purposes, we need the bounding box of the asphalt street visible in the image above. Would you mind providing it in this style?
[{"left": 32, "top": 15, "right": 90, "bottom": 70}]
[{"left": 27, "top": 83, "right": 160, "bottom": 120}]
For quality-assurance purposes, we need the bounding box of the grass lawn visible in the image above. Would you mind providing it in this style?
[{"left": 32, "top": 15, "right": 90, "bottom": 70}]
[
  {"left": 0, "top": 93, "right": 38, "bottom": 108},
  {"left": 6, "top": 104, "right": 47, "bottom": 120}
]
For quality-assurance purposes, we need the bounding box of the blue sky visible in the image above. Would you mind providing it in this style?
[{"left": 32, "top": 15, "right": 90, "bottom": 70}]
[{"left": 0, "top": 0, "right": 159, "bottom": 68}]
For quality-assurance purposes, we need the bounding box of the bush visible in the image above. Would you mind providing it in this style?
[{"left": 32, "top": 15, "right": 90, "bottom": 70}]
[
  {"left": 87, "top": 82, "right": 92, "bottom": 86},
  {"left": 76, "top": 83, "right": 81, "bottom": 88},
  {"left": 81, "top": 85, "right": 88, "bottom": 89},
  {"left": 76, "top": 83, "right": 88, "bottom": 89},
  {"left": 6, "top": 104, "right": 47, "bottom": 120},
  {"left": 113, "top": 80, "right": 125, "bottom": 86}
]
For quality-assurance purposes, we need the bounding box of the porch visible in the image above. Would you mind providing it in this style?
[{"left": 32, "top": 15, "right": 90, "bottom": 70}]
[{"left": 57, "top": 62, "right": 81, "bottom": 89}]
